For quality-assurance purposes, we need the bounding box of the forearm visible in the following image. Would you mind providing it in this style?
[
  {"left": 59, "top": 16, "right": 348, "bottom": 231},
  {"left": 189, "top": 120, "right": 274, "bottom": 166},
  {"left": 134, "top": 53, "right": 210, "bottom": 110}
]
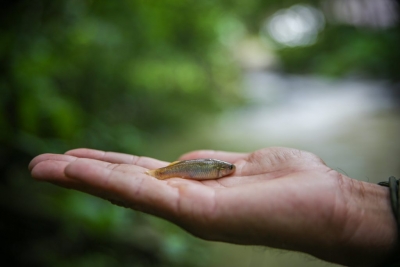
[{"left": 331, "top": 176, "right": 398, "bottom": 266}]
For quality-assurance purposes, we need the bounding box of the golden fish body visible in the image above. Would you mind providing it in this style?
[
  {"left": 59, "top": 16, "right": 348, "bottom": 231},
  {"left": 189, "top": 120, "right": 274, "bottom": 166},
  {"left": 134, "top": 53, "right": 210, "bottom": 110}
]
[{"left": 146, "top": 159, "right": 235, "bottom": 180}]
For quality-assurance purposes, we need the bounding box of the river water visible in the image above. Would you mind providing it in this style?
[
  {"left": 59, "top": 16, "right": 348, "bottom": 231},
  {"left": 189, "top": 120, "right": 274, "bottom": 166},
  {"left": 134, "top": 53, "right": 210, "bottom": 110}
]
[{"left": 212, "top": 71, "right": 400, "bottom": 183}]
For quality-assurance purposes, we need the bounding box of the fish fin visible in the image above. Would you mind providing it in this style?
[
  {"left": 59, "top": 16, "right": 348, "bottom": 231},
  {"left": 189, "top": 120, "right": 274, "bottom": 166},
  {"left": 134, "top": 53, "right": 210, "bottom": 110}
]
[
  {"left": 145, "top": 169, "right": 168, "bottom": 180},
  {"left": 167, "top": 161, "right": 181, "bottom": 166},
  {"left": 145, "top": 169, "right": 156, "bottom": 177}
]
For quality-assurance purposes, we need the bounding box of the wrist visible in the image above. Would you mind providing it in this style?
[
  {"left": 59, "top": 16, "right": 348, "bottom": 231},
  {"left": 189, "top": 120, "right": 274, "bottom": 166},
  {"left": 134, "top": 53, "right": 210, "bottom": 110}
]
[{"left": 335, "top": 176, "right": 398, "bottom": 266}]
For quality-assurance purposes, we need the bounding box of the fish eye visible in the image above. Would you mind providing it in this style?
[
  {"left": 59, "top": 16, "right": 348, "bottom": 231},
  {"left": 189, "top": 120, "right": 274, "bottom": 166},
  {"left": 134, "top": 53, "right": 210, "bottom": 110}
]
[{"left": 229, "top": 165, "right": 233, "bottom": 170}]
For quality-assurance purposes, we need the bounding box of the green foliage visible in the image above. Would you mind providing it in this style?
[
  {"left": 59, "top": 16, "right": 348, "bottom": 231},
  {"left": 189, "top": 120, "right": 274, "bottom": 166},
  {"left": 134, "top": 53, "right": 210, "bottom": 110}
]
[
  {"left": 1, "top": 0, "right": 241, "bottom": 266},
  {"left": 3, "top": 0, "right": 242, "bottom": 153}
]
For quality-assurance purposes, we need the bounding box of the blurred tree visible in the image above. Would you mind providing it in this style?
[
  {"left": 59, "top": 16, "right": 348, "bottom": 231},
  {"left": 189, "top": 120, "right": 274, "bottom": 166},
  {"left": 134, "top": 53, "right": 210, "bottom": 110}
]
[{"left": 251, "top": 0, "right": 400, "bottom": 98}]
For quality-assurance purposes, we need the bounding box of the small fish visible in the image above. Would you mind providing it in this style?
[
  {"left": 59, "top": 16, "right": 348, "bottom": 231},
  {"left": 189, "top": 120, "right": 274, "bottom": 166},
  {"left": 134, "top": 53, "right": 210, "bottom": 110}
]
[{"left": 146, "top": 159, "right": 236, "bottom": 180}]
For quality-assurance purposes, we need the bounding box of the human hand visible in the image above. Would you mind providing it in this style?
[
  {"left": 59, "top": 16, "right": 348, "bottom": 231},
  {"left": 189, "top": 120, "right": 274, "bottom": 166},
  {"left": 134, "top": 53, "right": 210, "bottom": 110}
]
[{"left": 29, "top": 147, "right": 397, "bottom": 266}]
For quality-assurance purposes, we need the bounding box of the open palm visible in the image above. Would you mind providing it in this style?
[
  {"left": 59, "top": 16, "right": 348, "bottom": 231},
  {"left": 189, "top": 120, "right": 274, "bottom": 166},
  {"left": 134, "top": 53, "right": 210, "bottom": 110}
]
[{"left": 29, "top": 147, "right": 396, "bottom": 266}]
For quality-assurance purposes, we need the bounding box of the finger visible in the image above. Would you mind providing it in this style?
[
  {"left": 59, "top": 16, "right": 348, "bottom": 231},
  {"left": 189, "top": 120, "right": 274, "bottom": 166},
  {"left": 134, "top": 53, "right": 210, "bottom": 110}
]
[
  {"left": 31, "top": 160, "right": 82, "bottom": 188},
  {"left": 30, "top": 156, "right": 149, "bottom": 186},
  {"left": 65, "top": 148, "right": 169, "bottom": 169},
  {"left": 64, "top": 160, "right": 180, "bottom": 219},
  {"left": 29, "top": 153, "right": 77, "bottom": 171},
  {"left": 67, "top": 158, "right": 150, "bottom": 174},
  {"left": 179, "top": 150, "right": 249, "bottom": 163}
]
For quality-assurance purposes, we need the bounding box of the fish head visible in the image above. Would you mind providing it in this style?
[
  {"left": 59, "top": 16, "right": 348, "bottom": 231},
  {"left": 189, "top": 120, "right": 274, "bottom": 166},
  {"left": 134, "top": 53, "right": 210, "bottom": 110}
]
[{"left": 217, "top": 162, "right": 236, "bottom": 177}]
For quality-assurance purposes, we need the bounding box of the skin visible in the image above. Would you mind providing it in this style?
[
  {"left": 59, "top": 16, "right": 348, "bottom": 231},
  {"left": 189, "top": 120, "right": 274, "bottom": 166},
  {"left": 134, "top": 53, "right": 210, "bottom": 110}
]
[{"left": 29, "top": 147, "right": 398, "bottom": 266}]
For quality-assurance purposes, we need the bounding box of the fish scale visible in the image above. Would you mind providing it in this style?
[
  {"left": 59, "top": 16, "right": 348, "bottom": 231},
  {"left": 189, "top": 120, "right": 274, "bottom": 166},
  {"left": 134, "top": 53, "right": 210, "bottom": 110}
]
[{"left": 145, "top": 158, "right": 236, "bottom": 180}]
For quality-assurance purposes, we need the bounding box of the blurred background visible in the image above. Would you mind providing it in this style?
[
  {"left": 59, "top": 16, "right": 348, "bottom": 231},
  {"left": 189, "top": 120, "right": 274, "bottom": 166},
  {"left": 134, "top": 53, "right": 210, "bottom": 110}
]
[{"left": 1, "top": 0, "right": 400, "bottom": 266}]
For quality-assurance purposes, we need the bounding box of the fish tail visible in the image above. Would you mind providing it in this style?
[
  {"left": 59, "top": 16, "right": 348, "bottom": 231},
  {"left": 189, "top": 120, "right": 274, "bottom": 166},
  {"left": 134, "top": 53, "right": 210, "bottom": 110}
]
[
  {"left": 145, "top": 169, "right": 166, "bottom": 180},
  {"left": 145, "top": 169, "right": 156, "bottom": 177}
]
